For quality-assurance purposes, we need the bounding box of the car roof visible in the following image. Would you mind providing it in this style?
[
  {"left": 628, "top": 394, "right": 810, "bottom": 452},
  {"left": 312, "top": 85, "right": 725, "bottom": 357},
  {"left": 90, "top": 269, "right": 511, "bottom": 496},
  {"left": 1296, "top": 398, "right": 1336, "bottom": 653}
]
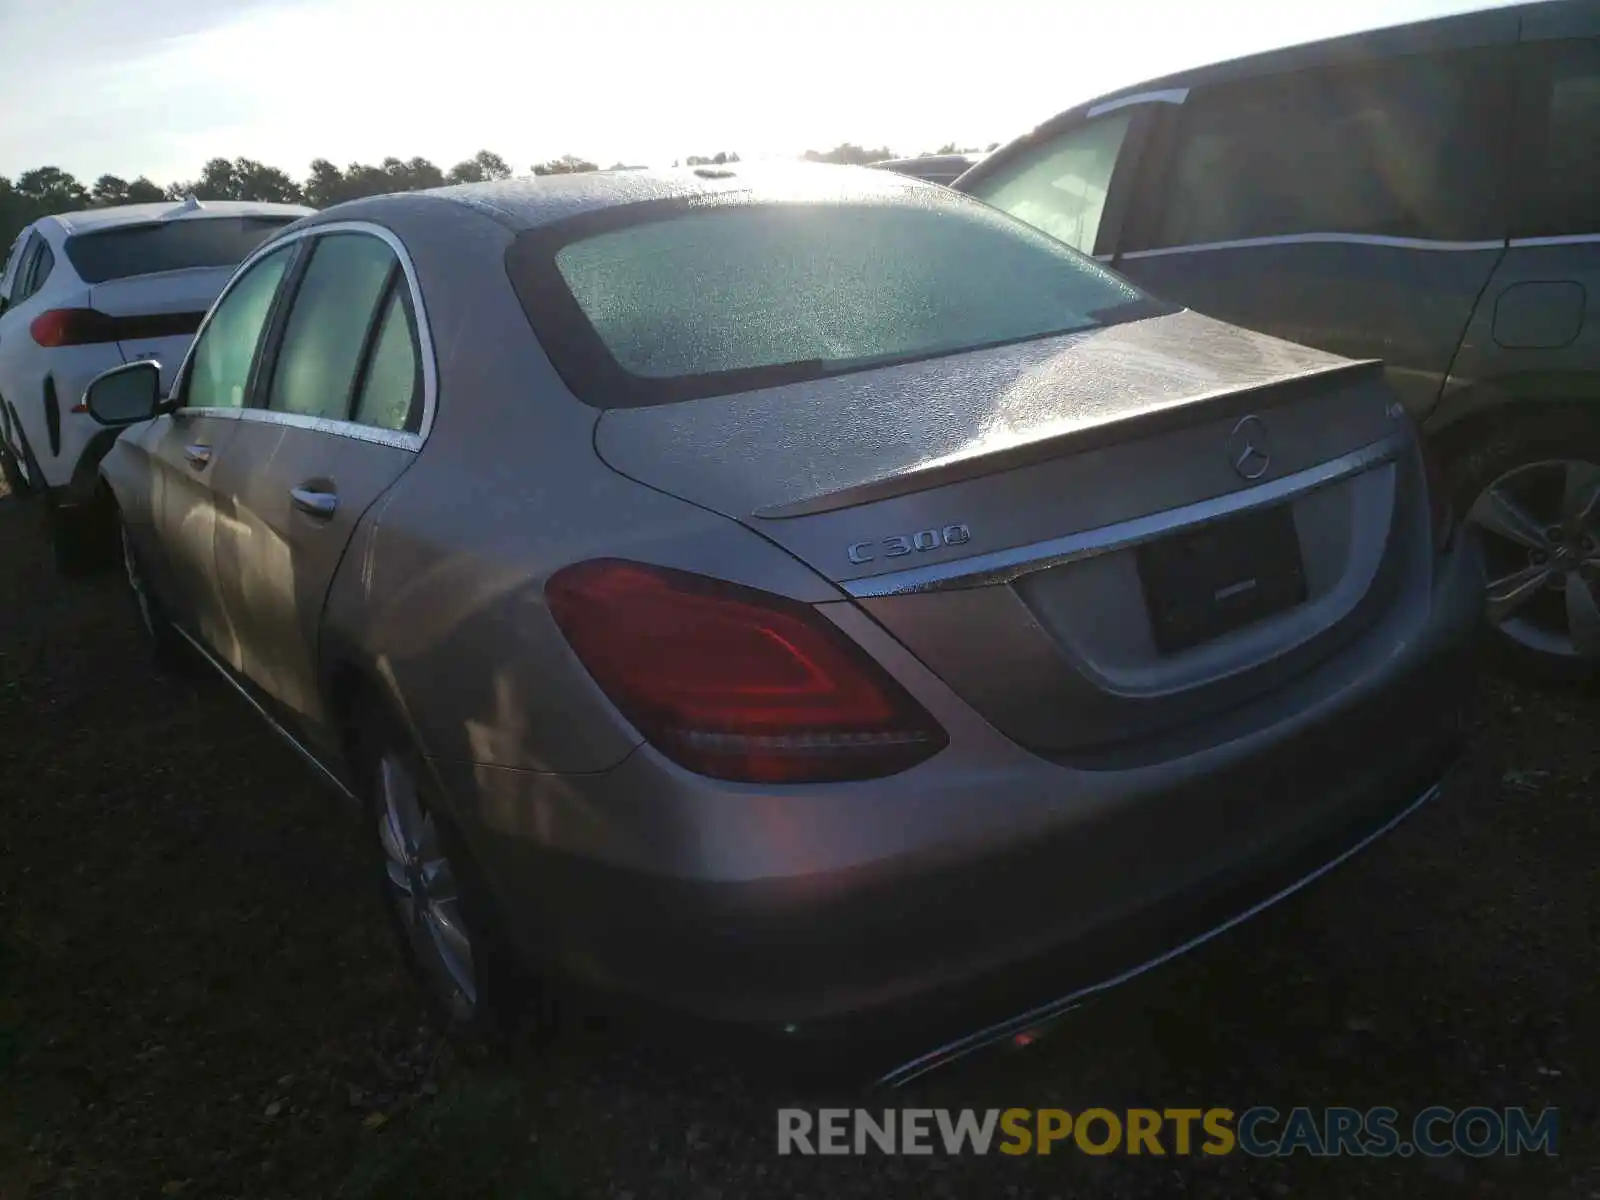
[
  {"left": 42, "top": 198, "right": 315, "bottom": 237},
  {"left": 1046, "top": 0, "right": 1529, "bottom": 124},
  {"left": 312, "top": 163, "right": 951, "bottom": 234}
]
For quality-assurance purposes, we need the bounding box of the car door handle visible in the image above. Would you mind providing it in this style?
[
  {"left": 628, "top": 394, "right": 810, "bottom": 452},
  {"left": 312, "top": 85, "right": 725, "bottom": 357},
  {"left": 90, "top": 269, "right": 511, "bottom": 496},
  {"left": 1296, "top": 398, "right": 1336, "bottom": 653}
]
[
  {"left": 290, "top": 486, "right": 338, "bottom": 518},
  {"left": 183, "top": 443, "right": 211, "bottom": 468}
]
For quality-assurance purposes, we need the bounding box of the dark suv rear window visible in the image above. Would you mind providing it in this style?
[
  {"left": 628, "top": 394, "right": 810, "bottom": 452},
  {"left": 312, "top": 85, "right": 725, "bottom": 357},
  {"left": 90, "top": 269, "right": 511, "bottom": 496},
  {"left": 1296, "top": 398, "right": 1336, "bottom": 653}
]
[
  {"left": 507, "top": 197, "right": 1167, "bottom": 408},
  {"left": 64, "top": 216, "right": 299, "bottom": 284}
]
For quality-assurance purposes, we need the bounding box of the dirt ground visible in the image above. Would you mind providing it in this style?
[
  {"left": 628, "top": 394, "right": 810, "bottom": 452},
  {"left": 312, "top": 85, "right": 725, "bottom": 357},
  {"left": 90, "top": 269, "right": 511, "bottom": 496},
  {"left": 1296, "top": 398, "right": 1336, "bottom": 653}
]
[{"left": 0, "top": 474, "right": 1596, "bottom": 1199}]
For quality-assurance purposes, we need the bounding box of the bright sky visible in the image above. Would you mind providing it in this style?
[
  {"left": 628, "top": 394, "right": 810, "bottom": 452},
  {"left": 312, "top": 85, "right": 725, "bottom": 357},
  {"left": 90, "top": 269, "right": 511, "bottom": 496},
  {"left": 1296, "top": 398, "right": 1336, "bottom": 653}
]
[{"left": 0, "top": 0, "right": 1515, "bottom": 187}]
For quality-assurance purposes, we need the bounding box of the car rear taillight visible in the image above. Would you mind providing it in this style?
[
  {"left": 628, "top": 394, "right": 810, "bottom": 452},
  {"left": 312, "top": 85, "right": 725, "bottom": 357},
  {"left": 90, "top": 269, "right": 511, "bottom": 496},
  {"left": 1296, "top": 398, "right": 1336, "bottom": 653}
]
[
  {"left": 546, "top": 560, "right": 947, "bottom": 783},
  {"left": 30, "top": 308, "right": 205, "bottom": 348},
  {"left": 1418, "top": 437, "right": 1456, "bottom": 552}
]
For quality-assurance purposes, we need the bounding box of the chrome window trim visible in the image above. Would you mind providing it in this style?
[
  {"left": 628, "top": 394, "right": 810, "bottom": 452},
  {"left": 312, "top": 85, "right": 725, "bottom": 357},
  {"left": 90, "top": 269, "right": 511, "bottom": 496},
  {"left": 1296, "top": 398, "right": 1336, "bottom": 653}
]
[
  {"left": 1509, "top": 233, "right": 1600, "bottom": 247},
  {"left": 842, "top": 432, "right": 1408, "bottom": 600},
  {"left": 1120, "top": 232, "right": 1507, "bottom": 260},
  {"left": 177, "top": 404, "right": 421, "bottom": 451},
  {"left": 167, "top": 220, "right": 437, "bottom": 451},
  {"left": 1086, "top": 88, "right": 1190, "bottom": 117}
]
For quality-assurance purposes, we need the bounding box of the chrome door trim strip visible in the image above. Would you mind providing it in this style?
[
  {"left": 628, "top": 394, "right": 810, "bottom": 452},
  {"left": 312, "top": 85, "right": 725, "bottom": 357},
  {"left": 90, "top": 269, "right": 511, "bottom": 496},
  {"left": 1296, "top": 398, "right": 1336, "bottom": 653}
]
[
  {"left": 1086, "top": 88, "right": 1190, "bottom": 117},
  {"left": 171, "top": 623, "right": 357, "bottom": 803},
  {"left": 842, "top": 433, "right": 1407, "bottom": 599},
  {"left": 166, "top": 219, "right": 438, "bottom": 446},
  {"left": 875, "top": 773, "right": 1450, "bottom": 1089},
  {"left": 1120, "top": 233, "right": 1507, "bottom": 260}
]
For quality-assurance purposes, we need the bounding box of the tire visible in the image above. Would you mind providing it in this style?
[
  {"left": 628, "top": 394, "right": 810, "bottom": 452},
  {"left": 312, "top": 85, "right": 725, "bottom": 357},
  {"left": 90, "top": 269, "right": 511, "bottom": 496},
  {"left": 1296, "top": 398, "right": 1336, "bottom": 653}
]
[
  {"left": 0, "top": 399, "right": 28, "bottom": 497},
  {"left": 119, "top": 515, "right": 190, "bottom": 674},
  {"left": 0, "top": 440, "right": 25, "bottom": 497},
  {"left": 5, "top": 421, "right": 43, "bottom": 498},
  {"left": 353, "top": 713, "right": 545, "bottom": 1050},
  {"left": 49, "top": 497, "right": 118, "bottom": 578},
  {"left": 1446, "top": 408, "right": 1600, "bottom": 687}
]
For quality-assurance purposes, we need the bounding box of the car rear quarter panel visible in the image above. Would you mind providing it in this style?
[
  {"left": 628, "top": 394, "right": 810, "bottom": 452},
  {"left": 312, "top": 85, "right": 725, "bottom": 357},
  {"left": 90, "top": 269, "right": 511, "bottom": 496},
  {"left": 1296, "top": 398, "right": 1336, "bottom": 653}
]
[
  {"left": 315, "top": 198, "right": 841, "bottom": 778},
  {"left": 1430, "top": 239, "right": 1600, "bottom": 440}
]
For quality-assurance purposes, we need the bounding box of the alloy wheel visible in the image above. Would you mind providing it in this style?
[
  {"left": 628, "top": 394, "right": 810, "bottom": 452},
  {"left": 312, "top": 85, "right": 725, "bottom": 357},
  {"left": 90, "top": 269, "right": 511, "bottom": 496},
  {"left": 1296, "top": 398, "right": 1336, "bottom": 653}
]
[
  {"left": 1468, "top": 458, "right": 1600, "bottom": 661},
  {"left": 376, "top": 753, "right": 479, "bottom": 1021}
]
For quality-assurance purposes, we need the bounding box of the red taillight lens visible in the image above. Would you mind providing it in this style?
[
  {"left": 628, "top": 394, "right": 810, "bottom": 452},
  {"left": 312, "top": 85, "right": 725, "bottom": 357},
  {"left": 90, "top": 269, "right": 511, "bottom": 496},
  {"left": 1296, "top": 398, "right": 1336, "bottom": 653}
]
[
  {"left": 31, "top": 308, "right": 120, "bottom": 347},
  {"left": 546, "top": 560, "right": 947, "bottom": 783},
  {"left": 1418, "top": 438, "right": 1456, "bottom": 552},
  {"left": 30, "top": 308, "right": 205, "bottom": 348}
]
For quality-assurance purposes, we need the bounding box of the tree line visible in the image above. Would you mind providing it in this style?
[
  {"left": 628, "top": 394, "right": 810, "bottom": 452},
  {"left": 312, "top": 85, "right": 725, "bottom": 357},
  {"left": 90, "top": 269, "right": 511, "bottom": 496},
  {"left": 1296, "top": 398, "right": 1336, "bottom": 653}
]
[{"left": 0, "top": 141, "right": 998, "bottom": 248}]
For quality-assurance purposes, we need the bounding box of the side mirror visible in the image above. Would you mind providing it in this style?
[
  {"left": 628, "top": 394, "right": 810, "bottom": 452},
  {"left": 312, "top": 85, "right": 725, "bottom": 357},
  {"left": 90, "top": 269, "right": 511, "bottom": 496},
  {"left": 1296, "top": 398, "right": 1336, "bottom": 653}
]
[{"left": 84, "top": 360, "right": 164, "bottom": 427}]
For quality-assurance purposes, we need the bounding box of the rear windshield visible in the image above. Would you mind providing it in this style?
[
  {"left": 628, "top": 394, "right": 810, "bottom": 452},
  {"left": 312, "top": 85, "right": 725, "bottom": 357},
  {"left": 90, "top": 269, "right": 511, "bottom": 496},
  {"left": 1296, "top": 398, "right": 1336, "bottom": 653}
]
[
  {"left": 64, "top": 216, "right": 299, "bottom": 284},
  {"left": 508, "top": 198, "right": 1166, "bottom": 407}
]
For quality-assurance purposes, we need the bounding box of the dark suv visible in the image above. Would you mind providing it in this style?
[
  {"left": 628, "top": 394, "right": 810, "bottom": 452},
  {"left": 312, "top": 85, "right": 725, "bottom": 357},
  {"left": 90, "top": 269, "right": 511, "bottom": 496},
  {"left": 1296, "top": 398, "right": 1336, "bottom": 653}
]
[{"left": 957, "top": 0, "right": 1600, "bottom": 682}]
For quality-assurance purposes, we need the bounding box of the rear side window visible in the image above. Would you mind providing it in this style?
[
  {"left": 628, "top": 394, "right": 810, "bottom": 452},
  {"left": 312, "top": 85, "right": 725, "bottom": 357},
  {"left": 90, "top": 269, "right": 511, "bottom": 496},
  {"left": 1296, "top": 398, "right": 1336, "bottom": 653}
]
[
  {"left": 26, "top": 242, "right": 54, "bottom": 296},
  {"left": 185, "top": 246, "right": 295, "bottom": 410},
  {"left": 1132, "top": 50, "right": 1505, "bottom": 249},
  {"left": 967, "top": 111, "right": 1135, "bottom": 254},
  {"left": 5, "top": 238, "right": 41, "bottom": 305},
  {"left": 351, "top": 286, "right": 422, "bottom": 433},
  {"left": 1516, "top": 38, "right": 1600, "bottom": 237},
  {"left": 64, "top": 216, "right": 298, "bottom": 284},
  {"left": 1, "top": 234, "right": 28, "bottom": 301},
  {"left": 267, "top": 234, "right": 397, "bottom": 421},
  {"left": 512, "top": 198, "right": 1163, "bottom": 408}
]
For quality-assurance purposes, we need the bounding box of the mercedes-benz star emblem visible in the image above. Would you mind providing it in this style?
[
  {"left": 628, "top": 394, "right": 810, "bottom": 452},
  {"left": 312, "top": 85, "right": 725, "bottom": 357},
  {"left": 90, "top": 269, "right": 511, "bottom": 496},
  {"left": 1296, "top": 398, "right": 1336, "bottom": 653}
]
[{"left": 1228, "top": 415, "right": 1273, "bottom": 481}]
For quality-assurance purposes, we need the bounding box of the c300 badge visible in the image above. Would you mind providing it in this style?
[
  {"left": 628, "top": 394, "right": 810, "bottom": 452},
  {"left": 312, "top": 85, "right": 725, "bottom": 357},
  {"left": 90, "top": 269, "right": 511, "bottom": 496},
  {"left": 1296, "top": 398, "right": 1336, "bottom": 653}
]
[{"left": 848, "top": 524, "right": 971, "bottom": 566}]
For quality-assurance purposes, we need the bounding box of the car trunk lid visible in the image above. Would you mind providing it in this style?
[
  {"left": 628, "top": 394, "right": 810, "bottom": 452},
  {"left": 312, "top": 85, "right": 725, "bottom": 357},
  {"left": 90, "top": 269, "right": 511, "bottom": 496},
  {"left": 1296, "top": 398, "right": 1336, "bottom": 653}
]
[{"left": 595, "top": 309, "right": 1423, "bottom": 755}]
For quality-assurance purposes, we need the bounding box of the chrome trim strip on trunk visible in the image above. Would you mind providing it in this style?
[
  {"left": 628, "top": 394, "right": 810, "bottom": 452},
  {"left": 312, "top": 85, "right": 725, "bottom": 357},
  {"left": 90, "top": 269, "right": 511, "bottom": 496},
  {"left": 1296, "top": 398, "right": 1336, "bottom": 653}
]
[
  {"left": 875, "top": 772, "right": 1450, "bottom": 1089},
  {"left": 171, "top": 624, "right": 358, "bottom": 803},
  {"left": 842, "top": 432, "right": 1408, "bottom": 599}
]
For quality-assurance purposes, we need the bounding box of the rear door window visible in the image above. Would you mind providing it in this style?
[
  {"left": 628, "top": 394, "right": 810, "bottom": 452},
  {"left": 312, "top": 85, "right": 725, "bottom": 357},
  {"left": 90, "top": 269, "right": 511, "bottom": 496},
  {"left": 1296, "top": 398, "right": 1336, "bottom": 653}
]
[
  {"left": 1129, "top": 49, "right": 1507, "bottom": 249},
  {"left": 64, "top": 216, "right": 299, "bottom": 284},
  {"left": 2, "top": 237, "right": 39, "bottom": 307},
  {"left": 1515, "top": 37, "right": 1600, "bottom": 237},
  {"left": 965, "top": 111, "right": 1136, "bottom": 254},
  {"left": 265, "top": 233, "right": 399, "bottom": 422},
  {"left": 25, "top": 241, "right": 54, "bottom": 296},
  {"left": 1, "top": 234, "right": 29, "bottom": 303}
]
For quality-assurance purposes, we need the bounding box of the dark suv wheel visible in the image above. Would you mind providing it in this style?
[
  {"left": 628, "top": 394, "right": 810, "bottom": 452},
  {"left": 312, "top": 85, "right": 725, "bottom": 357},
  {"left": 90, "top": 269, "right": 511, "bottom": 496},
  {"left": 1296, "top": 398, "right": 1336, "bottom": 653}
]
[
  {"left": 49, "top": 495, "right": 119, "bottom": 577},
  {"left": 1451, "top": 410, "right": 1600, "bottom": 686}
]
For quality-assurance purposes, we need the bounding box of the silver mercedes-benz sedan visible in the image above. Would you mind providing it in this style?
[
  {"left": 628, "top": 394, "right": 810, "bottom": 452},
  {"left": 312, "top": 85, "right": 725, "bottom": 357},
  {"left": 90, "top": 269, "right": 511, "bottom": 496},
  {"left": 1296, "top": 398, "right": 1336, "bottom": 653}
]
[{"left": 82, "top": 164, "right": 1483, "bottom": 1082}]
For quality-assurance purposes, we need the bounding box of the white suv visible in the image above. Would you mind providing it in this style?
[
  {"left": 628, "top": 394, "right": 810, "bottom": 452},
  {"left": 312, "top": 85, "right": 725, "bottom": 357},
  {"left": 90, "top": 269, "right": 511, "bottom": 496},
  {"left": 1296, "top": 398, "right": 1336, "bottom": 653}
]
[{"left": 0, "top": 197, "right": 312, "bottom": 570}]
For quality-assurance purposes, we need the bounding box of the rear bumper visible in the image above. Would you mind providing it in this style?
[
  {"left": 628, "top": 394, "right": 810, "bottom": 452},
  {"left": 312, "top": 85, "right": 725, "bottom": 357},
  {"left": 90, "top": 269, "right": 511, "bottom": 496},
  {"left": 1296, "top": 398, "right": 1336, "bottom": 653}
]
[
  {"left": 870, "top": 763, "right": 1456, "bottom": 1084},
  {"left": 450, "top": 530, "right": 1484, "bottom": 1071}
]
